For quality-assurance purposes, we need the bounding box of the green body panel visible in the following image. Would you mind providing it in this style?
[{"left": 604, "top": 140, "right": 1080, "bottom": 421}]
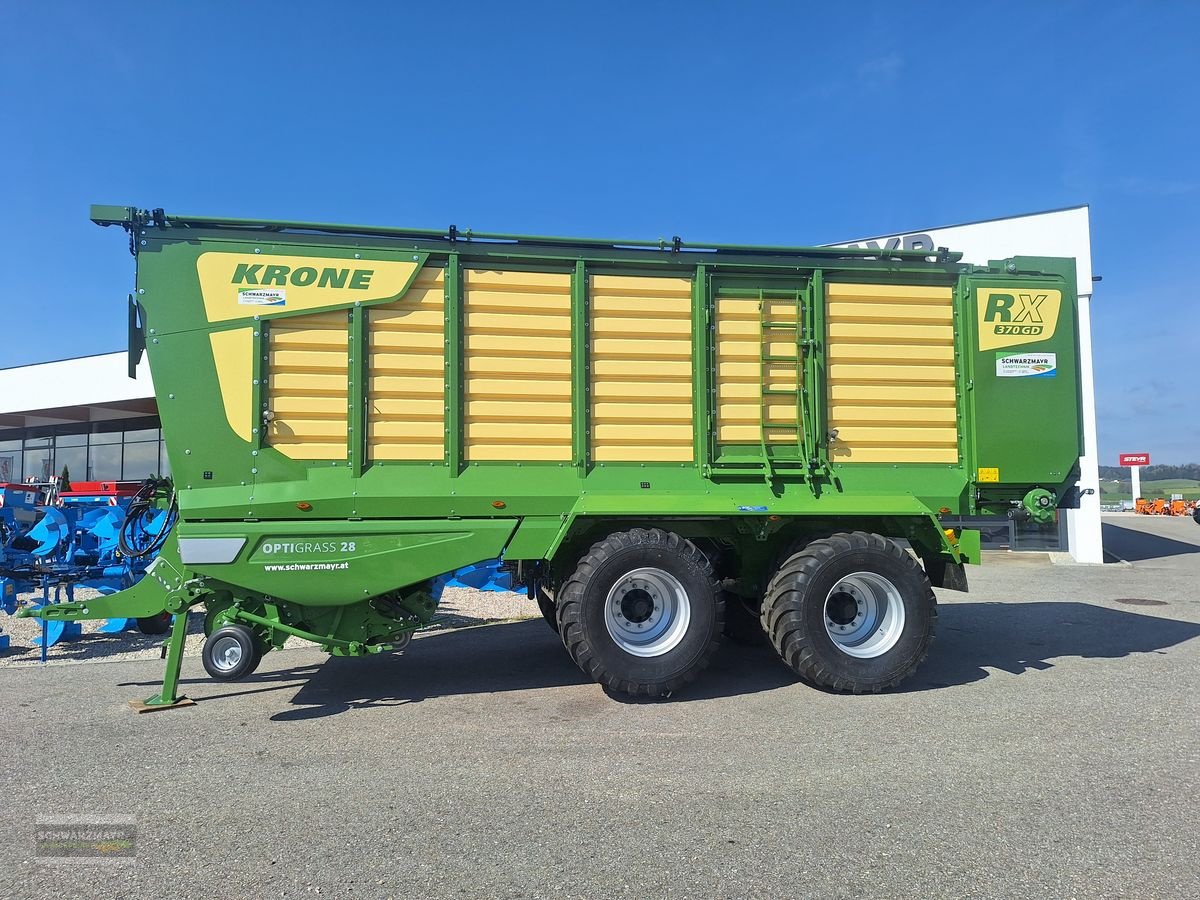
[
  {"left": 966, "top": 258, "right": 1083, "bottom": 493},
  {"left": 40, "top": 207, "right": 1083, "bottom": 695},
  {"left": 504, "top": 517, "right": 570, "bottom": 561},
  {"left": 179, "top": 518, "right": 518, "bottom": 605}
]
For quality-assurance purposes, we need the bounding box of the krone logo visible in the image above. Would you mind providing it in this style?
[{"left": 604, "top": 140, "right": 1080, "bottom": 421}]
[
  {"left": 195, "top": 252, "right": 422, "bottom": 324},
  {"left": 976, "top": 287, "right": 1062, "bottom": 351}
]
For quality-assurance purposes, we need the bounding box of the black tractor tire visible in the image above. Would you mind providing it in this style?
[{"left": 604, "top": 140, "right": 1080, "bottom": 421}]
[
  {"left": 556, "top": 528, "right": 723, "bottom": 698},
  {"left": 136, "top": 612, "right": 172, "bottom": 635},
  {"left": 201, "top": 624, "right": 262, "bottom": 681},
  {"left": 533, "top": 585, "right": 558, "bottom": 633},
  {"left": 761, "top": 531, "right": 936, "bottom": 693}
]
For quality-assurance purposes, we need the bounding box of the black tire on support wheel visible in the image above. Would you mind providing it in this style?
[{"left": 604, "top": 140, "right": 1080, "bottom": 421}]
[
  {"left": 201, "top": 624, "right": 262, "bottom": 681},
  {"left": 761, "top": 531, "right": 936, "bottom": 693},
  {"left": 136, "top": 612, "right": 172, "bottom": 635},
  {"left": 556, "top": 528, "right": 724, "bottom": 698}
]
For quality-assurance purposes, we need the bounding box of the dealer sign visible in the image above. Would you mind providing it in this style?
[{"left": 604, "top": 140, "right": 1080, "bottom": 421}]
[{"left": 1118, "top": 453, "right": 1150, "bottom": 466}]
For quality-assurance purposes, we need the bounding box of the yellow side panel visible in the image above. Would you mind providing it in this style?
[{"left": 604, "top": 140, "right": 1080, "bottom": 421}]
[
  {"left": 590, "top": 276, "right": 693, "bottom": 462},
  {"left": 369, "top": 267, "right": 446, "bottom": 461},
  {"left": 826, "top": 282, "right": 959, "bottom": 464},
  {"left": 827, "top": 321, "right": 954, "bottom": 342},
  {"left": 463, "top": 269, "right": 572, "bottom": 461},
  {"left": 209, "top": 328, "right": 254, "bottom": 442},
  {"left": 827, "top": 283, "right": 954, "bottom": 301},
  {"left": 828, "top": 363, "right": 956, "bottom": 384},
  {"left": 830, "top": 383, "right": 956, "bottom": 404},
  {"left": 267, "top": 311, "right": 349, "bottom": 460},
  {"left": 592, "top": 381, "right": 690, "bottom": 400},
  {"left": 466, "top": 378, "right": 571, "bottom": 399},
  {"left": 592, "top": 358, "right": 688, "bottom": 378}
]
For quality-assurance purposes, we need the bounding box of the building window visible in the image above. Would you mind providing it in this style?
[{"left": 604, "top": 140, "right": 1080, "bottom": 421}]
[
  {"left": 54, "top": 440, "right": 88, "bottom": 484},
  {"left": 0, "top": 417, "right": 166, "bottom": 485},
  {"left": 122, "top": 438, "right": 160, "bottom": 480},
  {"left": 22, "top": 437, "right": 52, "bottom": 483},
  {"left": 88, "top": 442, "right": 122, "bottom": 481},
  {"left": 0, "top": 438, "right": 21, "bottom": 482}
]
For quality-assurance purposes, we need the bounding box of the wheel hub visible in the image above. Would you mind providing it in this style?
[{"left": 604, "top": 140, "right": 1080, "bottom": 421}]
[
  {"left": 604, "top": 567, "right": 691, "bottom": 658},
  {"left": 210, "top": 635, "right": 243, "bottom": 671},
  {"left": 826, "top": 590, "right": 862, "bottom": 628},
  {"left": 620, "top": 588, "right": 656, "bottom": 624},
  {"left": 823, "top": 571, "right": 906, "bottom": 658}
]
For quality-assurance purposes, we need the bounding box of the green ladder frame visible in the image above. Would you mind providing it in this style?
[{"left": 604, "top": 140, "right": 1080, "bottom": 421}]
[{"left": 756, "top": 288, "right": 816, "bottom": 486}]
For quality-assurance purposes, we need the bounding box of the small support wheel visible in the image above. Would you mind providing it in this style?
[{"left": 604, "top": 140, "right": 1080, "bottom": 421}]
[{"left": 201, "top": 624, "right": 262, "bottom": 681}]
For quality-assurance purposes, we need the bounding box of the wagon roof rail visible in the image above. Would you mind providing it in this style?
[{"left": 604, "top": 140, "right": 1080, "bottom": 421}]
[{"left": 90, "top": 205, "right": 963, "bottom": 264}]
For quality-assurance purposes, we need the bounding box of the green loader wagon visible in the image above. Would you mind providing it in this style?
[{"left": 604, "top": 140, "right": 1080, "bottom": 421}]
[{"left": 25, "top": 206, "right": 1083, "bottom": 708}]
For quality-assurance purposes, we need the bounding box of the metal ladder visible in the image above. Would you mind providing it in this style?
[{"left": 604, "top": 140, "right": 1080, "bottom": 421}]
[{"left": 756, "top": 289, "right": 811, "bottom": 483}]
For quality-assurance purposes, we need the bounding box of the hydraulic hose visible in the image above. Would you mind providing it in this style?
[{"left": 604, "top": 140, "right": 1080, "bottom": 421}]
[{"left": 118, "top": 477, "right": 178, "bottom": 559}]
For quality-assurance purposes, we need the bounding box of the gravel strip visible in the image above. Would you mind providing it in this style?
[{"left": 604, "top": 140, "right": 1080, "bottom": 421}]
[{"left": 0, "top": 584, "right": 539, "bottom": 667}]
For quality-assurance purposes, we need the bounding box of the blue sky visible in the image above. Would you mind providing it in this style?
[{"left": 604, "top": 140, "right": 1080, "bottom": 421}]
[{"left": 1, "top": 1, "right": 1197, "bottom": 464}]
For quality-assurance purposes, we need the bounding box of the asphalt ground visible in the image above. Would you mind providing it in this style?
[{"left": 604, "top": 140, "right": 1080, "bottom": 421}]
[{"left": 1, "top": 514, "right": 1198, "bottom": 899}]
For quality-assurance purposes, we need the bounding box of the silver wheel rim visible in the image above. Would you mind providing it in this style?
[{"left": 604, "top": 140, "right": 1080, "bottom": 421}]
[
  {"left": 823, "top": 571, "right": 906, "bottom": 658},
  {"left": 209, "top": 635, "right": 245, "bottom": 672},
  {"left": 603, "top": 567, "right": 691, "bottom": 658}
]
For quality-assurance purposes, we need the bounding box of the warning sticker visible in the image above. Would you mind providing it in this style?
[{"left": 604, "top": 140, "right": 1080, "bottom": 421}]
[
  {"left": 237, "top": 288, "right": 287, "bottom": 306},
  {"left": 978, "top": 467, "right": 1000, "bottom": 483},
  {"left": 996, "top": 352, "right": 1056, "bottom": 378}
]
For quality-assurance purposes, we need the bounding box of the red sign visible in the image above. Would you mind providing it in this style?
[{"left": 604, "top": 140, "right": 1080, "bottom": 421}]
[{"left": 1119, "top": 453, "right": 1150, "bottom": 467}]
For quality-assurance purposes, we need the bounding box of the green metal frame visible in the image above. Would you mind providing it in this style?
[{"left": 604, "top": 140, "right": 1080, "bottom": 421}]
[
  {"left": 445, "top": 255, "right": 463, "bottom": 476},
  {"left": 571, "top": 260, "right": 590, "bottom": 475}
]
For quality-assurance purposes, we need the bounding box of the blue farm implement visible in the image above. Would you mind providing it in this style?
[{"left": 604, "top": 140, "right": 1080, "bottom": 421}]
[
  {"left": 0, "top": 479, "right": 176, "bottom": 656},
  {"left": 432, "top": 560, "right": 526, "bottom": 596}
]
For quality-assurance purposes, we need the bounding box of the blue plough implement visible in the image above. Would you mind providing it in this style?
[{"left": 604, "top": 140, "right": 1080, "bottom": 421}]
[{"left": 0, "top": 479, "right": 175, "bottom": 657}]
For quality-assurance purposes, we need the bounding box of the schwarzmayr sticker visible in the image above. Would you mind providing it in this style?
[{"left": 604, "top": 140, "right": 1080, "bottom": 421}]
[
  {"left": 996, "top": 352, "right": 1056, "bottom": 378},
  {"left": 237, "top": 288, "right": 286, "bottom": 306}
]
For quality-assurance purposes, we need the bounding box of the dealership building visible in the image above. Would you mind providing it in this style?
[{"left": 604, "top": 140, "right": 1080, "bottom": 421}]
[{"left": 0, "top": 206, "right": 1103, "bottom": 563}]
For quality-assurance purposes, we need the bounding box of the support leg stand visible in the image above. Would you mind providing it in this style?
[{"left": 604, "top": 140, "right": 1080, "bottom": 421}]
[{"left": 128, "top": 610, "right": 194, "bottom": 713}]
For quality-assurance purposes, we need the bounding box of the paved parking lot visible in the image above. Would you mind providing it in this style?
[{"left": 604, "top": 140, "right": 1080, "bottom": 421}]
[{"left": 1, "top": 514, "right": 1198, "bottom": 898}]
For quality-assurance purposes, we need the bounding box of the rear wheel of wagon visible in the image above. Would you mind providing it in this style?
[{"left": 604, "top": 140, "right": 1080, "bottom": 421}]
[
  {"left": 556, "top": 528, "right": 724, "bottom": 697},
  {"left": 761, "top": 532, "right": 936, "bottom": 693}
]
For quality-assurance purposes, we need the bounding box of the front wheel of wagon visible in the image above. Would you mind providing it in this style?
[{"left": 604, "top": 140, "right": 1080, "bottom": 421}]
[
  {"left": 760, "top": 532, "right": 936, "bottom": 693},
  {"left": 556, "top": 528, "right": 724, "bottom": 698}
]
